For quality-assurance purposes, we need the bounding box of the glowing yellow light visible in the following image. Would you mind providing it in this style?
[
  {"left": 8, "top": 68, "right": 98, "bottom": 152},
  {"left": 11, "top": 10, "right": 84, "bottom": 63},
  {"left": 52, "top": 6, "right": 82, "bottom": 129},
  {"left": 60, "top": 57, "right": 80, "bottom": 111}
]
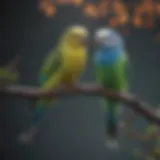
[
  {"left": 45, "top": 5, "right": 56, "bottom": 17},
  {"left": 157, "top": 4, "right": 160, "bottom": 12},
  {"left": 56, "top": 0, "right": 73, "bottom": 4},
  {"left": 37, "top": 0, "right": 158, "bottom": 30},
  {"left": 108, "top": 17, "right": 121, "bottom": 28},
  {"left": 119, "top": 13, "right": 129, "bottom": 25},
  {"left": 83, "top": 3, "right": 98, "bottom": 18},
  {"left": 73, "top": 0, "right": 84, "bottom": 7},
  {"left": 39, "top": 0, "right": 56, "bottom": 17},
  {"left": 132, "top": 16, "right": 142, "bottom": 28},
  {"left": 97, "top": 1, "right": 108, "bottom": 18}
]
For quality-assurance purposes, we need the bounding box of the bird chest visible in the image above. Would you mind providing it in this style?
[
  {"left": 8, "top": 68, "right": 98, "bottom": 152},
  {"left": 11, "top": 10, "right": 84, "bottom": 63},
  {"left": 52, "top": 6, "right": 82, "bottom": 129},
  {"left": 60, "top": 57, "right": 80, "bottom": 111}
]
[{"left": 63, "top": 51, "right": 87, "bottom": 74}]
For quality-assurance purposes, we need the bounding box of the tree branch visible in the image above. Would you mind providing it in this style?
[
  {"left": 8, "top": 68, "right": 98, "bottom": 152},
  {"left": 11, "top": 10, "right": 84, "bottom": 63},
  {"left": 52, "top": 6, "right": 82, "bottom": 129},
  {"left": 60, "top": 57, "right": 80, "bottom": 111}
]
[{"left": 1, "top": 83, "right": 160, "bottom": 125}]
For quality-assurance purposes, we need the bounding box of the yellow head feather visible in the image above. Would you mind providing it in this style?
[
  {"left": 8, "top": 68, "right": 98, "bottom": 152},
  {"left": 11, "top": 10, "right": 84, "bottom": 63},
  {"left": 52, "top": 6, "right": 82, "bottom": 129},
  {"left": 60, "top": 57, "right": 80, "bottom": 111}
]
[
  {"left": 61, "top": 25, "right": 89, "bottom": 47},
  {"left": 66, "top": 25, "right": 88, "bottom": 37}
]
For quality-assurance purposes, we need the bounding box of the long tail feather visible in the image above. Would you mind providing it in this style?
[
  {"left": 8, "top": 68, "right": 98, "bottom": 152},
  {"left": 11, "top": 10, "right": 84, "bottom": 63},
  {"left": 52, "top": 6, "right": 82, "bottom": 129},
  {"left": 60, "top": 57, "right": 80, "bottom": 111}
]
[
  {"left": 105, "top": 100, "right": 120, "bottom": 137},
  {"left": 32, "top": 101, "right": 50, "bottom": 125}
]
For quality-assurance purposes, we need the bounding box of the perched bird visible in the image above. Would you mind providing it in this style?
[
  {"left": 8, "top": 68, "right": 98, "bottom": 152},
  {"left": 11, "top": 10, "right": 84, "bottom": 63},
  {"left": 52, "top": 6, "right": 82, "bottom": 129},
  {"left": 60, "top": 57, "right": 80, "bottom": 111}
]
[
  {"left": 18, "top": 25, "right": 89, "bottom": 144},
  {"left": 93, "top": 28, "right": 129, "bottom": 149}
]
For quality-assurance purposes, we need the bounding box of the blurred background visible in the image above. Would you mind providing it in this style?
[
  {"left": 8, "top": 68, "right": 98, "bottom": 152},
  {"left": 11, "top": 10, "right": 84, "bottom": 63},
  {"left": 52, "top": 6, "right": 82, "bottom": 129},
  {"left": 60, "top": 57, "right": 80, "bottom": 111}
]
[{"left": 2, "top": 0, "right": 160, "bottom": 160}]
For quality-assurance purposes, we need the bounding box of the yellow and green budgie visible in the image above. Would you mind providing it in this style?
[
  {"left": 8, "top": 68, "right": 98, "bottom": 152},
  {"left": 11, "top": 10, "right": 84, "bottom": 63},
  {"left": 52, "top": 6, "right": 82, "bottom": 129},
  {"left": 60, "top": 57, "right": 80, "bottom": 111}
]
[{"left": 18, "top": 25, "right": 89, "bottom": 144}]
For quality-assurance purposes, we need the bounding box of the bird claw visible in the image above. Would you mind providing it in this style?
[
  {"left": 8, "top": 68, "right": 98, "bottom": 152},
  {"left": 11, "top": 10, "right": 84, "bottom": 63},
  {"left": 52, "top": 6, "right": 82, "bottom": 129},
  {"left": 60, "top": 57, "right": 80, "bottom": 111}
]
[
  {"left": 105, "top": 137, "right": 119, "bottom": 150},
  {"left": 18, "top": 126, "right": 37, "bottom": 145}
]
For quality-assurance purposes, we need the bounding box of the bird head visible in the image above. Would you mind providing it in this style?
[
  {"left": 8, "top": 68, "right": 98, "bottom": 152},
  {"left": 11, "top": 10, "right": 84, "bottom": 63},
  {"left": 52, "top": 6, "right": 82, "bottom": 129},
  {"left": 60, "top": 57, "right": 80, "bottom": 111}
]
[
  {"left": 63, "top": 25, "right": 89, "bottom": 48},
  {"left": 94, "top": 28, "right": 123, "bottom": 49}
]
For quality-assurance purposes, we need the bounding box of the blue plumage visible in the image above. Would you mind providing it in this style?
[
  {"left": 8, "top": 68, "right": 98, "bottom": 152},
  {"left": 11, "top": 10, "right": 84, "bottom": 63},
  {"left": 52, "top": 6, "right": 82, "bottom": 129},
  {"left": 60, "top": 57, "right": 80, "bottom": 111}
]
[
  {"left": 94, "top": 46, "right": 122, "bottom": 66},
  {"left": 94, "top": 28, "right": 124, "bottom": 66}
]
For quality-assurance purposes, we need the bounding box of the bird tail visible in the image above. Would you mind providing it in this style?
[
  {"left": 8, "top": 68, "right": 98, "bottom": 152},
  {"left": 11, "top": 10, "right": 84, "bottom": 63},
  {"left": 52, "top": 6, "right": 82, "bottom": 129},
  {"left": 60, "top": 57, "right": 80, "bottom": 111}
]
[
  {"left": 33, "top": 100, "right": 51, "bottom": 125},
  {"left": 103, "top": 99, "right": 120, "bottom": 137},
  {"left": 32, "top": 72, "right": 61, "bottom": 126}
]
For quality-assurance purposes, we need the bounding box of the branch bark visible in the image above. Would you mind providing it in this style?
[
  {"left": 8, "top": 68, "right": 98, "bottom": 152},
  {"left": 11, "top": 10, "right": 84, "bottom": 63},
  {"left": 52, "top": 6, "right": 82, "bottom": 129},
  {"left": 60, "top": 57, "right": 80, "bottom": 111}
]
[{"left": 1, "top": 83, "right": 160, "bottom": 125}]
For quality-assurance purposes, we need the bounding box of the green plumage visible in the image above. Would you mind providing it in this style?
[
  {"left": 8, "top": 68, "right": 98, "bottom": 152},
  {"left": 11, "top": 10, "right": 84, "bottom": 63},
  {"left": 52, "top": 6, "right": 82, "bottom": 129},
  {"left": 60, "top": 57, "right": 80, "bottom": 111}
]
[
  {"left": 40, "top": 48, "right": 61, "bottom": 80},
  {"left": 95, "top": 53, "right": 129, "bottom": 137},
  {"left": 95, "top": 53, "right": 128, "bottom": 91}
]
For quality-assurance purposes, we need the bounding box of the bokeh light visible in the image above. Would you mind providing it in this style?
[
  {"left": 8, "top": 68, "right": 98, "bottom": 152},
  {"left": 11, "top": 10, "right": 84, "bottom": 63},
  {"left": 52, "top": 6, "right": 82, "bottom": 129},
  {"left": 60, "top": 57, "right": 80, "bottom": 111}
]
[
  {"left": 38, "top": 0, "right": 56, "bottom": 17},
  {"left": 83, "top": 3, "right": 98, "bottom": 18},
  {"left": 37, "top": 0, "right": 160, "bottom": 29}
]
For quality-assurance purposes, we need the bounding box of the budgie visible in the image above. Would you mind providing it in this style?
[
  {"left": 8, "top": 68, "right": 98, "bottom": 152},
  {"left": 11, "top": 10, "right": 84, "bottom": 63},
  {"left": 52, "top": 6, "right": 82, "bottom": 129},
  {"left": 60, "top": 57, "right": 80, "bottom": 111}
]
[
  {"left": 93, "top": 28, "right": 129, "bottom": 149},
  {"left": 18, "top": 25, "right": 89, "bottom": 144}
]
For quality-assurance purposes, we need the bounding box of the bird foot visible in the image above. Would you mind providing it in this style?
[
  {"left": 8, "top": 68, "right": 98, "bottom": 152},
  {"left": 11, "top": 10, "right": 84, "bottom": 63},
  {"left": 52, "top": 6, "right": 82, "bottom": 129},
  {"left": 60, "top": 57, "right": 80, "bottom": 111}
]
[
  {"left": 105, "top": 135, "right": 119, "bottom": 150},
  {"left": 18, "top": 126, "right": 37, "bottom": 145}
]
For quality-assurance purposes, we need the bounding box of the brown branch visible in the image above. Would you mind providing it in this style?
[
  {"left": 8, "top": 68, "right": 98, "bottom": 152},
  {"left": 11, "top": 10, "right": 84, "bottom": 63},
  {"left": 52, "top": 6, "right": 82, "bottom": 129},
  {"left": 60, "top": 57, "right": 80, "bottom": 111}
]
[{"left": 1, "top": 83, "right": 160, "bottom": 125}]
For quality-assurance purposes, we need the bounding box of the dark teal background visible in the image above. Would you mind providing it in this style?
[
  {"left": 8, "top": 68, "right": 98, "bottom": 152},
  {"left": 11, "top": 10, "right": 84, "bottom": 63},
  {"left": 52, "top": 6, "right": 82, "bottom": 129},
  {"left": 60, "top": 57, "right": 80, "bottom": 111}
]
[{"left": 2, "top": 1, "right": 160, "bottom": 160}]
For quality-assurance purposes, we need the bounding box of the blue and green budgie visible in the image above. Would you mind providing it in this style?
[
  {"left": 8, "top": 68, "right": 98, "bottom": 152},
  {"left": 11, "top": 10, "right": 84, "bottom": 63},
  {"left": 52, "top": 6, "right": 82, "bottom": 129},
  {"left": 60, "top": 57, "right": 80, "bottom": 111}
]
[{"left": 94, "top": 28, "right": 129, "bottom": 149}]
